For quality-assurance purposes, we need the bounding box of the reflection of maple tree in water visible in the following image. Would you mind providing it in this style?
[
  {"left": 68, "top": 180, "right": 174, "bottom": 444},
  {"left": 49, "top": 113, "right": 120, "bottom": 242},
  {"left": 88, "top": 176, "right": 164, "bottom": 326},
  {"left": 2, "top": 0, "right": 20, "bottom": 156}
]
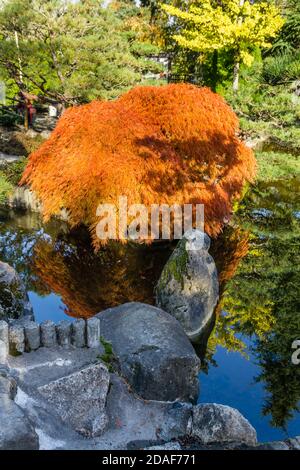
[
  {"left": 210, "top": 226, "right": 250, "bottom": 303},
  {"left": 30, "top": 233, "right": 173, "bottom": 318},
  {"left": 30, "top": 224, "right": 250, "bottom": 321}
]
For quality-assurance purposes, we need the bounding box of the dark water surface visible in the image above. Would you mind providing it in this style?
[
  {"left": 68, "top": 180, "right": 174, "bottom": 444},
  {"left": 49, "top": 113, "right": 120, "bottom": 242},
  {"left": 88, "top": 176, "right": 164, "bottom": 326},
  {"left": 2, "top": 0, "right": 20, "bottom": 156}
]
[{"left": 0, "top": 177, "right": 299, "bottom": 442}]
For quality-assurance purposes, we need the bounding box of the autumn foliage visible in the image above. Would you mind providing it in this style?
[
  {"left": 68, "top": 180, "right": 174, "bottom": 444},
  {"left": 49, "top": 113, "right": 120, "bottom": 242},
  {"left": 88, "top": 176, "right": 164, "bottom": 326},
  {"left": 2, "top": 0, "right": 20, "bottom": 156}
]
[{"left": 21, "top": 84, "right": 256, "bottom": 247}]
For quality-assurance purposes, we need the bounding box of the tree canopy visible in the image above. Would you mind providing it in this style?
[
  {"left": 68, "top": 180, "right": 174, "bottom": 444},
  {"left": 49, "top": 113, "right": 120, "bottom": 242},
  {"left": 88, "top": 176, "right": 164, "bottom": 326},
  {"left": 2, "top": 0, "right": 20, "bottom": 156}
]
[
  {"left": 162, "top": 0, "right": 284, "bottom": 89},
  {"left": 21, "top": 83, "right": 256, "bottom": 248},
  {"left": 0, "top": 0, "right": 162, "bottom": 104}
]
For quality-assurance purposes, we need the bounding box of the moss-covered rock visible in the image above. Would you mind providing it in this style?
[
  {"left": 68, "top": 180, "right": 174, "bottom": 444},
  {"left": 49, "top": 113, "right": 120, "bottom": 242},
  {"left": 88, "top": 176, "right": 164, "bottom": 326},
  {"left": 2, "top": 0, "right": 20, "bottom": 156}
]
[{"left": 156, "top": 230, "right": 219, "bottom": 341}]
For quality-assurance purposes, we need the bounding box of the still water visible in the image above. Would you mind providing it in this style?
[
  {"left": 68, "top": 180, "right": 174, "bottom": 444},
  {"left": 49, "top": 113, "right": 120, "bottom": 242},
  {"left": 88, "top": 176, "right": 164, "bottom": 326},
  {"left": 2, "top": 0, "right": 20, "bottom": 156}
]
[{"left": 0, "top": 177, "right": 299, "bottom": 442}]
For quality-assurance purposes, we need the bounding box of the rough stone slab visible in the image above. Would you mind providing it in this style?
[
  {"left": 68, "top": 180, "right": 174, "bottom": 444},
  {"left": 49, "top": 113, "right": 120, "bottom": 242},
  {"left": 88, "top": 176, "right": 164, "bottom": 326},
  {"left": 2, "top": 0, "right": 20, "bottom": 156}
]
[
  {"left": 191, "top": 403, "right": 257, "bottom": 446},
  {"left": 9, "top": 324, "right": 25, "bottom": 355},
  {"left": 24, "top": 321, "right": 40, "bottom": 351},
  {"left": 96, "top": 302, "right": 200, "bottom": 403},
  {"left": 0, "top": 375, "right": 17, "bottom": 399},
  {"left": 86, "top": 317, "right": 100, "bottom": 348},
  {"left": 106, "top": 373, "right": 192, "bottom": 443},
  {"left": 0, "top": 364, "right": 9, "bottom": 376},
  {"left": 71, "top": 319, "right": 86, "bottom": 347},
  {"left": 56, "top": 321, "right": 71, "bottom": 348},
  {"left": 0, "top": 320, "right": 9, "bottom": 363},
  {"left": 38, "top": 363, "right": 110, "bottom": 437},
  {"left": 8, "top": 347, "right": 104, "bottom": 390},
  {"left": 40, "top": 320, "right": 56, "bottom": 347},
  {"left": 8, "top": 365, "right": 192, "bottom": 450},
  {"left": 0, "top": 395, "right": 39, "bottom": 450}
]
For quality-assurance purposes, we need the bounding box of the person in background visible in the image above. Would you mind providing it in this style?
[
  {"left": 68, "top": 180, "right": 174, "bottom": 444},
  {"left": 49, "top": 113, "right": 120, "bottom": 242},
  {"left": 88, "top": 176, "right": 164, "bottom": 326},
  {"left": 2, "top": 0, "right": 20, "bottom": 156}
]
[
  {"left": 27, "top": 100, "right": 37, "bottom": 127},
  {"left": 16, "top": 91, "right": 38, "bottom": 129}
]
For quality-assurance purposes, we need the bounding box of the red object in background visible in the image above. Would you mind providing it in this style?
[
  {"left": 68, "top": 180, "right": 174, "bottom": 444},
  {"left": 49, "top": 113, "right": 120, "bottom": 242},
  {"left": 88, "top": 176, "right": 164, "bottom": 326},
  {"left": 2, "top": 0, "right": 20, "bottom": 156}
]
[{"left": 28, "top": 103, "right": 37, "bottom": 126}]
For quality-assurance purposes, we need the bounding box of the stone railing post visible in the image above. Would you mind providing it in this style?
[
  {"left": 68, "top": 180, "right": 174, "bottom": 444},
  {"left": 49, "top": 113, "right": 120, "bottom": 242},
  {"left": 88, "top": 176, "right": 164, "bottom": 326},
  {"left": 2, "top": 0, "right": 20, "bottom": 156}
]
[
  {"left": 9, "top": 324, "right": 25, "bottom": 355},
  {"left": 86, "top": 318, "right": 101, "bottom": 348},
  {"left": 0, "top": 321, "right": 9, "bottom": 364},
  {"left": 24, "top": 321, "right": 40, "bottom": 352},
  {"left": 56, "top": 321, "right": 71, "bottom": 348},
  {"left": 0, "top": 317, "right": 102, "bottom": 357},
  {"left": 71, "top": 319, "right": 86, "bottom": 348}
]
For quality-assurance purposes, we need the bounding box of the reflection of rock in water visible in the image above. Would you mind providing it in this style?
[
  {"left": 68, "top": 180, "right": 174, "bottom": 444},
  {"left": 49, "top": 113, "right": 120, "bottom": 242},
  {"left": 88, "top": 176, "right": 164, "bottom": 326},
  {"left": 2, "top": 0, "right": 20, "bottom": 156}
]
[
  {"left": 31, "top": 227, "right": 174, "bottom": 318},
  {"left": 192, "top": 313, "right": 216, "bottom": 360},
  {"left": 0, "top": 261, "right": 33, "bottom": 321}
]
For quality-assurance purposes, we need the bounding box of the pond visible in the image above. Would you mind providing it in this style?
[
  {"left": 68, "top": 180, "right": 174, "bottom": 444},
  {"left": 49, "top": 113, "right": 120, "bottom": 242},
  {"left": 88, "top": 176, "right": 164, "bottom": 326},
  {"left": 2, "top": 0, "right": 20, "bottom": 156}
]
[{"left": 0, "top": 176, "right": 299, "bottom": 443}]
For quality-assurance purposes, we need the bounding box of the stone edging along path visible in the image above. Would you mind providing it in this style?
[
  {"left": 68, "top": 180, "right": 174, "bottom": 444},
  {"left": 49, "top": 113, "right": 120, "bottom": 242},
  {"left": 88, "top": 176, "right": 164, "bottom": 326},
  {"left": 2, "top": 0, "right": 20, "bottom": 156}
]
[{"left": 0, "top": 317, "right": 101, "bottom": 362}]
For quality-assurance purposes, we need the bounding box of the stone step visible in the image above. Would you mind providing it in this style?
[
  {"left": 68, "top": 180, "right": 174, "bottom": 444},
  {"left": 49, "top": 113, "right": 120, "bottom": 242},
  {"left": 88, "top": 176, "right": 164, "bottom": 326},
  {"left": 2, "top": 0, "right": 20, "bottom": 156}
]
[{"left": 8, "top": 346, "right": 104, "bottom": 391}]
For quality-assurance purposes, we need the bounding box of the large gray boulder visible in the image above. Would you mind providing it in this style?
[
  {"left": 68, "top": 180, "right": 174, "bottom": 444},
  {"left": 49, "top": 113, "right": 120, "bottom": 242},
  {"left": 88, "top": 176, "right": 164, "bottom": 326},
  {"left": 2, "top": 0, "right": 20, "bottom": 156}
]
[
  {"left": 0, "top": 394, "right": 39, "bottom": 450},
  {"left": 0, "top": 261, "right": 33, "bottom": 321},
  {"left": 96, "top": 302, "right": 200, "bottom": 403},
  {"left": 38, "top": 363, "right": 110, "bottom": 437},
  {"left": 191, "top": 403, "right": 257, "bottom": 446},
  {"left": 156, "top": 230, "right": 219, "bottom": 341}
]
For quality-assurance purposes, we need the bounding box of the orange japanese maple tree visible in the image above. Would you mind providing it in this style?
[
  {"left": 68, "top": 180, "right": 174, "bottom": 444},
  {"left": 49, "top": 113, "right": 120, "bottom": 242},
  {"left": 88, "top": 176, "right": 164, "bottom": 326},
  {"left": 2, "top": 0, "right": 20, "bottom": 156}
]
[{"left": 21, "top": 84, "right": 256, "bottom": 248}]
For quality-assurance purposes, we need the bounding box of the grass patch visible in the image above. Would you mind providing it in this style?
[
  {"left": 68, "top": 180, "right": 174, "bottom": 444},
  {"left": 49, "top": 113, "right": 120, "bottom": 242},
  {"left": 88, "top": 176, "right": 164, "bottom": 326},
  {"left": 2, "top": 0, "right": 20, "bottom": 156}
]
[
  {"left": 0, "top": 172, "right": 13, "bottom": 204},
  {"left": 99, "top": 336, "right": 115, "bottom": 372},
  {"left": 255, "top": 151, "right": 300, "bottom": 181},
  {"left": 0, "top": 157, "right": 27, "bottom": 205},
  {"left": 0, "top": 157, "right": 27, "bottom": 185}
]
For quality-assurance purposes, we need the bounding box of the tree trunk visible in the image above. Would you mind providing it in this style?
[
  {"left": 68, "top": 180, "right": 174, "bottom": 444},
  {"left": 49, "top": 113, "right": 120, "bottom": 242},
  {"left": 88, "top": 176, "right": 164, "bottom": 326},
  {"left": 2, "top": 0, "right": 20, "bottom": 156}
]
[
  {"left": 14, "top": 31, "right": 23, "bottom": 85},
  {"left": 232, "top": 0, "right": 245, "bottom": 92},
  {"left": 211, "top": 50, "right": 218, "bottom": 92},
  {"left": 24, "top": 105, "right": 29, "bottom": 130},
  {"left": 233, "top": 60, "right": 240, "bottom": 92}
]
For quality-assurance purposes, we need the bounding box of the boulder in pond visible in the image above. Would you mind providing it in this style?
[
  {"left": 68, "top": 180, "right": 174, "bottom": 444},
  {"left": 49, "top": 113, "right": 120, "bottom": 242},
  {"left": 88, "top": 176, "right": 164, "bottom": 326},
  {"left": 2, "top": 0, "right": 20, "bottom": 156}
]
[
  {"left": 96, "top": 302, "right": 201, "bottom": 403},
  {"left": 191, "top": 403, "right": 257, "bottom": 446},
  {"left": 0, "top": 261, "right": 33, "bottom": 321},
  {"left": 156, "top": 230, "right": 219, "bottom": 341}
]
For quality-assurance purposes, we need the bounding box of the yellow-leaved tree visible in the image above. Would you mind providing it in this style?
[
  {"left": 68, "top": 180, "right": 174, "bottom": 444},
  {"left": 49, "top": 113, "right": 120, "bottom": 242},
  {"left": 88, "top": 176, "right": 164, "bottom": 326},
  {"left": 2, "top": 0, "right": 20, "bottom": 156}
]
[{"left": 162, "top": 0, "right": 284, "bottom": 90}]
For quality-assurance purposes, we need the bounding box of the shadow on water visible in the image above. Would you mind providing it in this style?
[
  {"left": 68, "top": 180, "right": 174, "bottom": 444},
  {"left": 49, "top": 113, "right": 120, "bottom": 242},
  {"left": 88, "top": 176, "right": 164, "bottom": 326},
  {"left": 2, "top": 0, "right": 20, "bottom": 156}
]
[{"left": 0, "top": 176, "right": 299, "bottom": 441}]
